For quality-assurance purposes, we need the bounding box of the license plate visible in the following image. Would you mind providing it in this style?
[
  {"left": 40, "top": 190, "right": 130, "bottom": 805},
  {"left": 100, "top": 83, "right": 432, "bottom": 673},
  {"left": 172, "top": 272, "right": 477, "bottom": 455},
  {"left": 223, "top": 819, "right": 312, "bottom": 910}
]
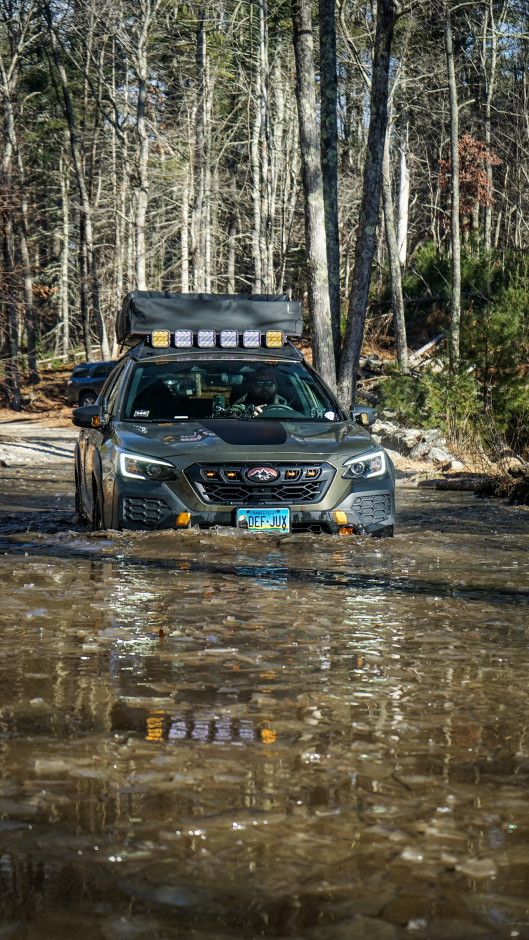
[{"left": 236, "top": 507, "right": 290, "bottom": 533}]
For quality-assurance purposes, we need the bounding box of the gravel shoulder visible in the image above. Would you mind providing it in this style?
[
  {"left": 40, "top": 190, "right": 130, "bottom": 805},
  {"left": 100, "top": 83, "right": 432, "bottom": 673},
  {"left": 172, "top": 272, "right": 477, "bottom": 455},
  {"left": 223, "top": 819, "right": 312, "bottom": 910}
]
[{"left": 0, "top": 419, "right": 77, "bottom": 468}]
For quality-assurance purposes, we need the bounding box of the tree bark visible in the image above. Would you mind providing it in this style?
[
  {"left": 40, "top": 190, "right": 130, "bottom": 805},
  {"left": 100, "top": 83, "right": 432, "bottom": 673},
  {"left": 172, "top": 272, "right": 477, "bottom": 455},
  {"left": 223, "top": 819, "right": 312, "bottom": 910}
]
[
  {"left": 45, "top": 8, "right": 110, "bottom": 360},
  {"left": 382, "top": 126, "right": 409, "bottom": 371},
  {"left": 258, "top": 0, "right": 272, "bottom": 290},
  {"left": 250, "top": 0, "right": 262, "bottom": 292},
  {"left": 397, "top": 125, "right": 410, "bottom": 267},
  {"left": 134, "top": 39, "right": 149, "bottom": 291},
  {"left": 17, "top": 146, "right": 38, "bottom": 382},
  {"left": 292, "top": 0, "right": 336, "bottom": 390},
  {"left": 59, "top": 149, "right": 70, "bottom": 358},
  {"left": 0, "top": 55, "right": 20, "bottom": 408},
  {"left": 445, "top": 5, "right": 461, "bottom": 371},
  {"left": 337, "top": 0, "right": 395, "bottom": 407},
  {"left": 319, "top": 0, "right": 341, "bottom": 366}
]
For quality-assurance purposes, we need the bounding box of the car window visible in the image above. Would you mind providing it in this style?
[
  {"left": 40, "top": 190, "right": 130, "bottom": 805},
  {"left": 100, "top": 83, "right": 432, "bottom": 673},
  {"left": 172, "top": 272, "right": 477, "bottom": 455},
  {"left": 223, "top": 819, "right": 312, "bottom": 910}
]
[
  {"left": 72, "top": 365, "right": 90, "bottom": 378},
  {"left": 122, "top": 359, "right": 339, "bottom": 422},
  {"left": 100, "top": 363, "right": 126, "bottom": 413}
]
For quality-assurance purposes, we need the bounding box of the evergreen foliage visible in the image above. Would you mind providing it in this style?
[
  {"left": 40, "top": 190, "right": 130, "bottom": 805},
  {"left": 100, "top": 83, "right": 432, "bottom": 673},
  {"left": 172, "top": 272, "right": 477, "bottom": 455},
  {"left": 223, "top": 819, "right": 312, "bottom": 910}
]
[{"left": 382, "top": 246, "right": 529, "bottom": 453}]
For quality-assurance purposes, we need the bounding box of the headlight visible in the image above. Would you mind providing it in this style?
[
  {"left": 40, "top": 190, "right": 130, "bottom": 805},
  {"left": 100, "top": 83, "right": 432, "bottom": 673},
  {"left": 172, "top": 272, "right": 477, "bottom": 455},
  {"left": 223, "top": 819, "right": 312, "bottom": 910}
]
[
  {"left": 342, "top": 450, "right": 386, "bottom": 479},
  {"left": 118, "top": 452, "right": 176, "bottom": 481}
]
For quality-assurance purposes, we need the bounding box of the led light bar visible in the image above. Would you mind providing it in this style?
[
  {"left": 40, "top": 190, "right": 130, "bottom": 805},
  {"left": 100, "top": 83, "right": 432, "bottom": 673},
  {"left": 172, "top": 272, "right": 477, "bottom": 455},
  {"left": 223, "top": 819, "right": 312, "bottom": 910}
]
[
  {"left": 220, "top": 329, "right": 238, "bottom": 348},
  {"left": 197, "top": 329, "right": 216, "bottom": 348},
  {"left": 151, "top": 330, "right": 170, "bottom": 347},
  {"left": 266, "top": 330, "right": 283, "bottom": 348},
  {"left": 242, "top": 330, "right": 261, "bottom": 348},
  {"left": 174, "top": 329, "right": 193, "bottom": 347}
]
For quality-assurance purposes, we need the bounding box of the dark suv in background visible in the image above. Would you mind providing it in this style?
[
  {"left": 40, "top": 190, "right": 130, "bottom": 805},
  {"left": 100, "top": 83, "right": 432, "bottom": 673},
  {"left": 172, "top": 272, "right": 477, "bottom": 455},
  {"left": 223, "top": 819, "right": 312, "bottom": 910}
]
[{"left": 67, "top": 360, "right": 117, "bottom": 406}]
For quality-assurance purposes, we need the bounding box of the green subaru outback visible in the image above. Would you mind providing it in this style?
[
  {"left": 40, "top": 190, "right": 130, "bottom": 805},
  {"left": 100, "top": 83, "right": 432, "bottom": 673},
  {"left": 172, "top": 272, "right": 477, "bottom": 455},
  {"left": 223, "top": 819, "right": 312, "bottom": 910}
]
[{"left": 72, "top": 291, "right": 395, "bottom": 536}]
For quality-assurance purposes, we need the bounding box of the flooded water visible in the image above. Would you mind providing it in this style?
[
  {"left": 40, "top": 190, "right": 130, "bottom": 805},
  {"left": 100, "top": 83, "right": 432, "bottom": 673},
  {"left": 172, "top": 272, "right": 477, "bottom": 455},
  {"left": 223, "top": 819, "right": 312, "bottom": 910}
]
[{"left": 1, "top": 455, "right": 529, "bottom": 939}]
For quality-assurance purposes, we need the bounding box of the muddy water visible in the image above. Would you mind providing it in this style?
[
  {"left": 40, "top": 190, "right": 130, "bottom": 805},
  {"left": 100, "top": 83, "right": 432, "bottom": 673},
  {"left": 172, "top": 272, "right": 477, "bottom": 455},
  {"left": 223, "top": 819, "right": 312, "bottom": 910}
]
[{"left": 0, "top": 464, "right": 529, "bottom": 939}]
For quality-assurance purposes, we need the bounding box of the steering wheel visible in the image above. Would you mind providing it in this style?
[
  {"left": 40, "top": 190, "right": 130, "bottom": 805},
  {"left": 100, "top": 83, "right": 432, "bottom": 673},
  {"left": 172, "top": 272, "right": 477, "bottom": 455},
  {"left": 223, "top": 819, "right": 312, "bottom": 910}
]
[{"left": 256, "top": 404, "right": 302, "bottom": 418}]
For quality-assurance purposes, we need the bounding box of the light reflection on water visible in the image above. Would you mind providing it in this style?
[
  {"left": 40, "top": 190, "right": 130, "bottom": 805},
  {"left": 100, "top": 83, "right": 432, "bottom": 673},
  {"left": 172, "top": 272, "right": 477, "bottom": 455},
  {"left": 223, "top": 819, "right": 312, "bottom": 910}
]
[{"left": 0, "top": 486, "right": 528, "bottom": 937}]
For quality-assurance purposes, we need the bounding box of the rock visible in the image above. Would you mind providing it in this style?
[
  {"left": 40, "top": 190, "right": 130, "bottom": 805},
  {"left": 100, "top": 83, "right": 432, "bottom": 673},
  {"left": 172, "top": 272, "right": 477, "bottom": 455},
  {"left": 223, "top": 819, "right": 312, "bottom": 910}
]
[
  {"left": 372, "top": 421, "right": 422, "bottom": 455},
  {"left": 429, "top": 447, "right": 456, "bottom": 465},
  {"left": 509, "top": 479, "right": 529, "bottom": 505}
]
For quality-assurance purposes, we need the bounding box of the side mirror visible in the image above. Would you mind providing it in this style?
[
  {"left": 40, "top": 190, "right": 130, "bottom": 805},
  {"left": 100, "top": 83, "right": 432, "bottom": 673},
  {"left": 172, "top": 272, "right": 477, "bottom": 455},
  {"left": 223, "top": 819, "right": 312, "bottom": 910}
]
[
  {"left": 72, "top": 404, "right": 107, "bottom": 429},
  {"left": 351, "top": 404, "right": 377, "bottom": 427}
]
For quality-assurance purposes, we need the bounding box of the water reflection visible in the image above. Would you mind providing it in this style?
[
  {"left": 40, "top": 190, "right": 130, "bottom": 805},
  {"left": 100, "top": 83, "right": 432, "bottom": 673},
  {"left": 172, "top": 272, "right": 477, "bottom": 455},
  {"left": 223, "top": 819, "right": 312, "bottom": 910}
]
[{"left": 0, "top": 486, "right": 528, "bottom": 937}]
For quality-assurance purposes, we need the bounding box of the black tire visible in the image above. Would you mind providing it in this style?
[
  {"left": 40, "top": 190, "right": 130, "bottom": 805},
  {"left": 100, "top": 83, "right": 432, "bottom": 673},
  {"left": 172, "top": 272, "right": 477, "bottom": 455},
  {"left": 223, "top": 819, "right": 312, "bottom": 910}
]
[
  {"left": 91, "top": 482, "right": 105, "bottom": 531},
  {"left": 74, "top": 467, "right": 88, "bottom": 524},
  {"left": 80, "top": 391, "right": 97, "bottom": 407},
  {"left": 372, "top": 525, "right": 394, "bottom": 538}
]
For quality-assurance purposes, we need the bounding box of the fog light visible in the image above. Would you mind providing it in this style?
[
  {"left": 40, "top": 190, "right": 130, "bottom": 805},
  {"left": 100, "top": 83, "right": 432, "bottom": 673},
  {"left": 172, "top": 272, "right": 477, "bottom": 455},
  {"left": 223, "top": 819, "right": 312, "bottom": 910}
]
[
  {"left": 334, "top": 511, "right": 348, "bottom": 524},
  {"left": 176, "top": 512, "right": 191, "bottom": 527},
  {"left": 339, "top": 526, "right": 355, "bottom": 535},
  {"left": 151, "top": 330, "right": 170, "bottom": 347}
]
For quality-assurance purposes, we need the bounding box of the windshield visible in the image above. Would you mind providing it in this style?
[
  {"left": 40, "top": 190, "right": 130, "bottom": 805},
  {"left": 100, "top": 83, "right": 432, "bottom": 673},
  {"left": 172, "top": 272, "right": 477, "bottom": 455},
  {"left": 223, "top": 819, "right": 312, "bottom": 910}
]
[{"left": 121, "top": 359, "right": 341, "bottom": 422}]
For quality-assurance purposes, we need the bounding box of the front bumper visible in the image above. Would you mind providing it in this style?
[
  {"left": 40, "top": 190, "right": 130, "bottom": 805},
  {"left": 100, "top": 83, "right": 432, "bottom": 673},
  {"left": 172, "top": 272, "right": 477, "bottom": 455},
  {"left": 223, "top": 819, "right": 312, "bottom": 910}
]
[{"left": 111, "top": 473, "right": 395, "bottom": 535}]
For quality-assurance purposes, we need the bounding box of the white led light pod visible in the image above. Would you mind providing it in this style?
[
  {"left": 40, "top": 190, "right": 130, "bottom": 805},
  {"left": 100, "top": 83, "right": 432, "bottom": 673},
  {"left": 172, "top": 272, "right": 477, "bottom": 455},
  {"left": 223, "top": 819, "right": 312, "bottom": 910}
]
[
  {"left": 174, "top": 330, "right": 193, "bottom": 347},
  {"left": 197, "top": 330, "right": 216, "bottom": 348},
  {"left": 242, "top": 330, "right": 261, "bottom": 348},
  {"left": 220, "top": 330, "right": 238, "bottom": 348}
]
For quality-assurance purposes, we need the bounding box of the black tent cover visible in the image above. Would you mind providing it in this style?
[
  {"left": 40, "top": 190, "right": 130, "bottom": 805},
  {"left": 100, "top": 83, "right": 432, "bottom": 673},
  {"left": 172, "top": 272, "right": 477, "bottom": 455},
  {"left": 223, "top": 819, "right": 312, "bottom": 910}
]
[{"left": 116, "top": 291, "right": 303, "bottom": 344}]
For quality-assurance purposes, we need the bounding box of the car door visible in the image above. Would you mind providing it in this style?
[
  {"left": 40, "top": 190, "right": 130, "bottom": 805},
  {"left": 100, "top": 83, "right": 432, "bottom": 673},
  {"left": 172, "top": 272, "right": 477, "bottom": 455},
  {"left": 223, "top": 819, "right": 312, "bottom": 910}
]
[{"left": 81, "top": 362, "right": 127, "bottom": 511}]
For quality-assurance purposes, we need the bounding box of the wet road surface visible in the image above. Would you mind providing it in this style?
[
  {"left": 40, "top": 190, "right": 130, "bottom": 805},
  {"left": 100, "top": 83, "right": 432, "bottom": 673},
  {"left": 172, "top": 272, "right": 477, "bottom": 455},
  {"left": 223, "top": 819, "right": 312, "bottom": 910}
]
[{"left": 0, "top": 443, "right": 529, "bottom": 939}]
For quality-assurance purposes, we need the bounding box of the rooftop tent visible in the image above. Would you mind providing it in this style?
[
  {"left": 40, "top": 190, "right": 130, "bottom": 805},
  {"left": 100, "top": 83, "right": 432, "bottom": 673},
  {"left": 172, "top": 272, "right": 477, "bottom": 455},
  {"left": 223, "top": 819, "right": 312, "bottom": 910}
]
[{"left": 116, "top": 291, "right": 303, "bottom": 344}]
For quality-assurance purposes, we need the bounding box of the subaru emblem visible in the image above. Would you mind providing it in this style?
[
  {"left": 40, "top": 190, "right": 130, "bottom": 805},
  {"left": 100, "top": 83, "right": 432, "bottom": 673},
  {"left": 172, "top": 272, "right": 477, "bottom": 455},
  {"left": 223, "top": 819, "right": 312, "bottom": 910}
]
[{"left": 246, "top": 466, "right": 279, "bottom": 483}]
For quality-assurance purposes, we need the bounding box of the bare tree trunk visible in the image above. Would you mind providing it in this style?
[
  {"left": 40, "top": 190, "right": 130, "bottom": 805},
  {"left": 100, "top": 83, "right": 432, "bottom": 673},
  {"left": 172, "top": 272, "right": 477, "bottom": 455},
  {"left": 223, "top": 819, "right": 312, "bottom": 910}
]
[
  {"left": 1, "top": 156, "right": 21, "bottom": 410},
  {"left": 482, "top": 0, "right": 504, "bottom": 253},
  {"left": 397, "top": 124, "right": 410, "bottom": 267},
  {"left": 445, "top": 5, "right": 461, "bottom": 371},
  {"left": 45, "top": 8, "right": 110, "bottom": 360},
  {"left": 319, "top": 0, "right": 341, "bottom": 366},
  {"left": 250, "top": 0, "right": 262, "bottom": 292},
  {"left": 17, "top": 146, "right": 38, "bottom": 382},
  {"left": 60, "top": 150, "right": 70, "bottom": 358},
  {"left": 0, "top": 58, "right": 20, "bottom": 408},
  {"left": 226, "top": 155, "right": 238, "bottom": 293},
  {"left": 269, "top": 57, "right": 285, "bottom": 292},
  {"left": 134, "top": 39, "right": 149, "bottom": 290},
  {"left": 382, "top": 127, "right": 409, "bottom": 370},
  {"left": 278, "top": 106, "right": 300, "bottom": 291},
  {"left": 292, "top": 0, "right": 336, "bottom": 391},
  {"left": 78, "top": 211, "right": 93, "bottom": 360},
  {"left": 204, "top": 59, "right": 213, "bottom": 293},
  {"left": 337, "top": 0, "right": 395, "bottom": 407},
  {"left": 192, "top": 3, "right": 207, "bottom": 291},
  {"left": 181, "top": 162, "right": 190, "bottom": 292}
]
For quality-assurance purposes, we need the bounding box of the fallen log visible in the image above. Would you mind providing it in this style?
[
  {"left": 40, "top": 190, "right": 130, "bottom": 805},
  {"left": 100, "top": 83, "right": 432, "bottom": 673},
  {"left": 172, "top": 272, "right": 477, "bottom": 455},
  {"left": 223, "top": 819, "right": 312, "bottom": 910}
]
[
  {"left": 409, "top": 334, "right": 445, "bottom": 365},
  {"left": 418, "top": 474, "right": 491, "bottom": 492}
]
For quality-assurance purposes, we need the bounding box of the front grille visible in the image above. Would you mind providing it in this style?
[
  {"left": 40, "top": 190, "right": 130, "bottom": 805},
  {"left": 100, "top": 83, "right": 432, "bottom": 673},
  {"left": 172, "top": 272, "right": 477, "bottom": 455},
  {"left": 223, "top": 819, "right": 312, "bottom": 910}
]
[
  {"left": 352, "top": 494, "right": 391, "bottom": 524},
  {"left": 185, "top": 462, "right": 334, "bottom": 506},
  {"left": 122, "top": 496, "right": 169, "bottom": 525}
]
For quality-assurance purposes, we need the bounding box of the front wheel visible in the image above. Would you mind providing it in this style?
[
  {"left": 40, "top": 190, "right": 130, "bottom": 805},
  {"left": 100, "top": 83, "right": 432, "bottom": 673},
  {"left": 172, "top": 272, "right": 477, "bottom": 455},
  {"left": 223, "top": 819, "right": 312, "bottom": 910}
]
[
  {"left": 91, "top": 482, "right": 105, "bottom": 531},
  {"left": 80, "top": 391, "right": 97, "bottom": 407},
  {"left": 74, "top": 467, "right": 87, "bottom": 524},
  {"left": 372, "top": 525, "right": 394, "bottom": 538}
]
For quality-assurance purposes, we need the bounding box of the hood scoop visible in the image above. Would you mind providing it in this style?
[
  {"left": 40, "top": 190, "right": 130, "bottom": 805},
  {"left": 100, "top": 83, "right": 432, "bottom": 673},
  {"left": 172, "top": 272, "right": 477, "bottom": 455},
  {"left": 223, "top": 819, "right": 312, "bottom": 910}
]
[{"left": 200, "top": 419, "right": 287, "bottom": 446}]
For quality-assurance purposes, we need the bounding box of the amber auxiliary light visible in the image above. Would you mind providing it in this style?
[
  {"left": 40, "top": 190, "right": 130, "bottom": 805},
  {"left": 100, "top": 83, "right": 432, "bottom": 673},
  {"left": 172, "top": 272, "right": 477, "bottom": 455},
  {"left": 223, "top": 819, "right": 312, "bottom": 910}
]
[{"left": 151, "top": 330, "right": 170, "bottom": 347}]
